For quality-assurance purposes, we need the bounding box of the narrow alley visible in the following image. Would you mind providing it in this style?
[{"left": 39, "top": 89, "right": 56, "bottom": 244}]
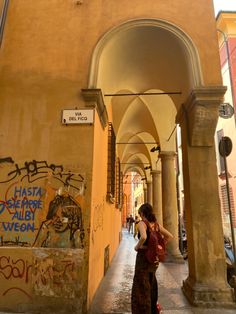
[{"left": 89, "top": 229, "right": 236, "bottom": 314}]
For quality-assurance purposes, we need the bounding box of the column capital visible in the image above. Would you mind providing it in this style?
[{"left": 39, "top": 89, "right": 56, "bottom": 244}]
[
  {"left": 176, "top": 86, "right": 226, "bottom": 147},
  {"left": 151, "top": 170, "right": 161, "bottom": 176},
  {"left": 159, "top": 151, "right": 177, "bottom": 160}
]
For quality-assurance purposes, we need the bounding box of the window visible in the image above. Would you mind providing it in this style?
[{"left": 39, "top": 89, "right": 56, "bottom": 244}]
[{"left": 220, "top": 184, "right": 236, "bottom": 227}]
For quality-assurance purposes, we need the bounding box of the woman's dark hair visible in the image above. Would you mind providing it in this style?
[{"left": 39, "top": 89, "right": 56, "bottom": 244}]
[{"left": 138, "top": 203, "right": 156, "bottom": 222}]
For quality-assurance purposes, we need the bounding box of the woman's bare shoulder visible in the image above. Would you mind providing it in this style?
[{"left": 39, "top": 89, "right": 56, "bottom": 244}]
[{"left": 138, "top": 220, "right": 146, "bottom": 225}]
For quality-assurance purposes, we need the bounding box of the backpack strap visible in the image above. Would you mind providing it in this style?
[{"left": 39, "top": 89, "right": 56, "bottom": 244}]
[
  {"left": 143, "top": 219, "right": 159, "bottom": 232},
  {"left": 143, "top": 218, "right": 151, "bottom": 230}
]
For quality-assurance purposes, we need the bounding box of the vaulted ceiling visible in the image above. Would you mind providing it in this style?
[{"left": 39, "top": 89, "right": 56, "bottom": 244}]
[{"left": 92, "top": 19, "right": 200, "bottom": 180}]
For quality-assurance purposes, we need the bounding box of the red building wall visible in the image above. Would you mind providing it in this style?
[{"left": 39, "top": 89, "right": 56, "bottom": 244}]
[{"left": 219, "top": 37, "right": 236, "bottom": 113}]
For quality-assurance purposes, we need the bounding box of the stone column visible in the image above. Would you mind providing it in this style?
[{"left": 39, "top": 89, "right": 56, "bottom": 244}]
[
  {"left": 176, "top": 87, "right": 235, "bottom": 306},
  {"left": 143, "top": 185, "right": 147, "bottom": 203},
  {"left": 146, "top": 181, "right": 152, "bottom": 205},
  {"left": 160, "top": 152, "right": 182, "bottom": 261},
  {"left": 151, "top": 170, "right": 163, "bottom": 224}
]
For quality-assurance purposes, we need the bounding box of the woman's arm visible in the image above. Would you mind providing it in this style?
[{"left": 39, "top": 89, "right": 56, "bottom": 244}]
[
  {"left": 159, "top": 224, "right": 174, "bottom": 243},
  {"left": 134, "top": 221, "right": 147, "bottom": 251}
]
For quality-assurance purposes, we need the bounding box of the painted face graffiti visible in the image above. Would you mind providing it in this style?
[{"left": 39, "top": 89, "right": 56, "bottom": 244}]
[
  {"left": 33, "top": 193, "right": 84, "bottom": 249},
  {"left": 0, "top": 158, "right": 86, "bottom": 248}
]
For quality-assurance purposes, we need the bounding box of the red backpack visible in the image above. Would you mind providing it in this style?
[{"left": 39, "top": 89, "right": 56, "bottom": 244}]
[{"left": 144, "top": 220, "right": 166, "bottom": 264}]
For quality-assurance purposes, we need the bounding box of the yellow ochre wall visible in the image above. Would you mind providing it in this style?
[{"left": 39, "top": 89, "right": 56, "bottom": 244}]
[
  {"left": 1, "top": 0, "right": 221, "bottom": 88},
  {"left": 88, "top": 107, "right": 122, "bottom": 306},
  {"left": 0, "top": 0, "right": 222, "bottom": 313}
]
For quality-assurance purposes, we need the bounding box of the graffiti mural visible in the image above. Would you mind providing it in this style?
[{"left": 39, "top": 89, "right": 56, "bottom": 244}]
[
  {"left": 33, "top": 192, "right": 84, "bottom": 248},
  {"left": 0, "top": 255, "right": 32, "bottom": 284},
  {"left": 0, "top": 254, "right": 33, "bottom": 300},
  {"left": 32, "top": 249, "right": 84, "bottom": 298},
  {"left": 0, "top": 157, "right": 85, "bottom": 248},
  {"left": 0, "top": 248, "right": 85, "bottom": 306},
  {"left": 93, "top": 202, "right": 104, "bottom": 233},
  {"left": 0, "top": 158, "right": 84, "bottom": 191},
  {"left": 0, "top": 181, "right": 43, "bottom": 246}
]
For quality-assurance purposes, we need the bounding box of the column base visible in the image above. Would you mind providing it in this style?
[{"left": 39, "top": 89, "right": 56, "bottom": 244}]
[
  {"left": 165, "top": 254, "right": 185, "bottom": 264},
  {"left": 165, "top": 249, "right": 185, "bottom": 263},
  {"left": 182, "top": 277, "right": 236, "bottom": 308}
]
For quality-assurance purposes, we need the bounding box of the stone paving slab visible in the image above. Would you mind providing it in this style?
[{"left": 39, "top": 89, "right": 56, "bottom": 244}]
[{"left": 89, "top": 230, "right": 236, "bottom": 314}]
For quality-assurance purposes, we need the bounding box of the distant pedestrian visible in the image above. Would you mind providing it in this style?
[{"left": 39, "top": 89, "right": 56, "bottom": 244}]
[
  {"left": 131, "top": 203, "right": 173, "bottom": 314},
  {"left": 128, "top": 214, "right": 135, "bottom": 233},
  {"left": 126, "top": 216, "right": 129, "bottom": 228},
  {"left": 133, "top": 215, "right": 140, "bottom": 239}
]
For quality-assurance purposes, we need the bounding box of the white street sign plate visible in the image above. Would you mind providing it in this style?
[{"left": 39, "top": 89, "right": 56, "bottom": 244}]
[{"left": 62, "top": 109, "right": 94, "bottom": 124}]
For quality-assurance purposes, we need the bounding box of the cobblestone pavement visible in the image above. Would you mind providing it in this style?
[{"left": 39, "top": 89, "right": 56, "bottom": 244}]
[{"left": 89, "top": 229, "right": 236, "bottom": 314}]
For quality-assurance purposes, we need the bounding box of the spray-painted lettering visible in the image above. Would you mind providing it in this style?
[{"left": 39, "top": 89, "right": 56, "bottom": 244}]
[{"left": 0, "top": 255, "right": 32, "bottom": 283}]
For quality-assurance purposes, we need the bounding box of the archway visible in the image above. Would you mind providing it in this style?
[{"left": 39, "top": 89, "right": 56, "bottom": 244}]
[{"left": 88, "top": 17, "right": 234, "bottom": 307}]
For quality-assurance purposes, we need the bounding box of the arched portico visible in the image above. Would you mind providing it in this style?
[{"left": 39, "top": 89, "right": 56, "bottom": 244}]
[
  {"left": 2, "top": 2, "right": 236, "bottom": 313},
  {"left": 84, "top": 17, "right": 235, "bottom": 307}
]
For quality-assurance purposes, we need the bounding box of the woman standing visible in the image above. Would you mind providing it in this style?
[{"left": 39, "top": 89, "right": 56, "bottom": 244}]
[{"left": 131, "top": 203, "right": 173, "bottom": 314}]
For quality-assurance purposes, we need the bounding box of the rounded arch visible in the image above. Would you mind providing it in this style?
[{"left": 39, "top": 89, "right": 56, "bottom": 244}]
[
  {"left": 88, "top": 18, "right": 203, "bottom": 89},
  {"left": 123, "top": 167, "right": 145, "bottom": 182}
]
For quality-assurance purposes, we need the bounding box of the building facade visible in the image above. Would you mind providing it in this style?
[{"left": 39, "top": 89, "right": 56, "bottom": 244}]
[
  {"left": 0, "top": 1, "right": 235, "bottom": 313},
  {"left": 216, "top": 11, "right": 236, "bottom": 238}
]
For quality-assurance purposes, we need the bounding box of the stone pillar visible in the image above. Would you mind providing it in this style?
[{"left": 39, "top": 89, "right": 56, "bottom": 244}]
[
  {"left": 176, "top": 87, "right": 235, "bottom": 306},
  {"left": 151, "top": 170, "right": 163, "bottom": 224},
  {"left": 143, "top": 186, "right": 147, "bottom": 203},
  {"left": 160, "top": 152, "right": 182, "bottom": 261},
  {"left": 146, "top": 181, "right": 152, "bottom": 205}
]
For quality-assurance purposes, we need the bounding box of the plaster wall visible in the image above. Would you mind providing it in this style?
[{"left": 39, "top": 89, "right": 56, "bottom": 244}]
[
  {"left": 0, "top": 0, "right": 225, "bottom": 311},
  {"left": 0, "top": 1, "right": 95, "bottom": 312},
  {"left": 88, "top": 108, "right": 122, "bottom": 306},
  {"left": 0, "top": 88, "right": 93, "bottom": 313},
  {"left": 1, "top": 0, "right": 222, "bottom": 89},
  {"left": 0, "top": 247, "right": 84, "bottom": 313}
]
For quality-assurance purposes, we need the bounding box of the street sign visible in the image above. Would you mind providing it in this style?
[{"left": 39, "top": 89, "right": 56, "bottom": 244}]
[
  {"left": 62, "top": 109, "right": 94, "bottom": 124},
  {"left": 219, "top": 136, "right": 232, "bottom": 157},
  {"left": 219, "top": 103, "right": 234, "bottom": 119}
]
